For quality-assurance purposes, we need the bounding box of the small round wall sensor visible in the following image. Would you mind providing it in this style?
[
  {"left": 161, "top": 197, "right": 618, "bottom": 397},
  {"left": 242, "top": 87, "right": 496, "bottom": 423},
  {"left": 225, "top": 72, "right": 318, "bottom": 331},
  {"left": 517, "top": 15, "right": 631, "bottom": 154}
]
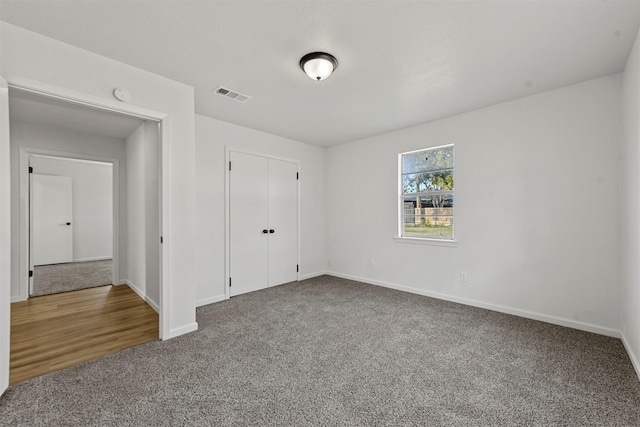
[{"left": 113, "top": 88, "right": 131, "bottom": 102}]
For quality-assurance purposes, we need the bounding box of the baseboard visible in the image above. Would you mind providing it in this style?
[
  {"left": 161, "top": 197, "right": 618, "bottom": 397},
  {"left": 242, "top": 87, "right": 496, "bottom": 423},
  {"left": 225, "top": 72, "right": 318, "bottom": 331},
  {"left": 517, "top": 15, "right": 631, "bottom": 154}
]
[
  {"left": 621, "top": 333, "right": 640, "bottom": 382},
  {"left": 299, "top": 271, "right": 326, "bottom": 281},
  {"left": 72, "top": 256, "right": 112, "bottom": 263},
  {"left": 120, "top": 280, "right": 160, "bottom": 313},
  {"left": 196, "top": 294, "right": 226, "bottom": 307},
  {"left": 10, "top": 295, "right": 26, "bottom": 303},
  {"left": 326, "top": 271, "right": 621, "bottom": 338},
  {"left": 169, "top": 322, "right": 198, "bottom": 338}
]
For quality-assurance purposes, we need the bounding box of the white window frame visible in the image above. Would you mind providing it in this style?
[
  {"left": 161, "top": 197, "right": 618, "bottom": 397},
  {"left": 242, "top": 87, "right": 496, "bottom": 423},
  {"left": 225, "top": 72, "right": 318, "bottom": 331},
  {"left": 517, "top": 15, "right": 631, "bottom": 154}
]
[{"left": 395, "top": 144, "right": 458, "bottom": 247}]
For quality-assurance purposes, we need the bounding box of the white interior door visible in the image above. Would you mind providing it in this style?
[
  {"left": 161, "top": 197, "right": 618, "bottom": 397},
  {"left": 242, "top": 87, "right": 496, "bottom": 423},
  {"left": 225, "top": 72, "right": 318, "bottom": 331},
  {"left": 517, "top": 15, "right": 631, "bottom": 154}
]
[
  {"left": 268, "top": 158, "right": 298, "bottom": 286},
  {"left": 1, "top": 75, "right": 12, "bottom": 395},
  {"left": 32, "top": 174, "right": 73, "bottom": 266},
  {"left": 229, "top": 152, "right": 269, "bottom": 296}
]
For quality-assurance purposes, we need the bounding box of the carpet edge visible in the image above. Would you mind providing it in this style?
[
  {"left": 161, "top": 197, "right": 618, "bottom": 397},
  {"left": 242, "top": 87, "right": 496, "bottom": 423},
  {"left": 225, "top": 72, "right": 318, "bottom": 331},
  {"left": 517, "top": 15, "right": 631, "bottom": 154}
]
[{"left": 326, "top": 271, "right": 621, "bottom": 338}]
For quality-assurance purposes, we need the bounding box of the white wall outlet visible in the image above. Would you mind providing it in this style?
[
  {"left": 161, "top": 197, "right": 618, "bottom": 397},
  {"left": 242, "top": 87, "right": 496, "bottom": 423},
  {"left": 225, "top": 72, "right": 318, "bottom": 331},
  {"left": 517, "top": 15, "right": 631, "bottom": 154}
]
[
  {"left": 460, "top": 272, "right": 468, "bottom": 282},
  {"left": 370, "top": 259, "right": 376, "bottom": 268},
  {"left": 327, "top": 259, "right": 332, "bottom": 268}
]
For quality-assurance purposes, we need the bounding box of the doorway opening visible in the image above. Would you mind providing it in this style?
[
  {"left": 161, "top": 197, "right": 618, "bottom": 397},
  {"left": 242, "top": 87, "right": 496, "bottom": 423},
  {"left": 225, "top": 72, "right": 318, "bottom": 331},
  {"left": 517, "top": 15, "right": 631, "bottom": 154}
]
[
  {"left": 10, "top": 87, "right": 164, "bottom": 307},
  {"left": 29, "top": 155, "right": 115, "bottom": 297},
  {"left": 7, "top": 84, "right": 166, "bottom": 384}
]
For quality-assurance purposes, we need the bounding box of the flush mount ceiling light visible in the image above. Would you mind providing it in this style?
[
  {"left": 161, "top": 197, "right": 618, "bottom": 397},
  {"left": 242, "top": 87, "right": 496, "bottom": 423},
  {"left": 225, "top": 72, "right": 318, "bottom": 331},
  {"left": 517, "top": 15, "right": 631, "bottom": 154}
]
[{"left": 300, "top": 52, "right": 338, "bottom": 81}]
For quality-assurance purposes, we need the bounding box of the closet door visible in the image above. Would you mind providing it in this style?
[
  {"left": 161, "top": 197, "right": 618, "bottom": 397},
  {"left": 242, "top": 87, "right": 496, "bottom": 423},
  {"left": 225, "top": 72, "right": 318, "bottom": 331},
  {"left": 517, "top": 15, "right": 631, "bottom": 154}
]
[
  {"left": 268, "top": 159, "right": 298, "bottom": 287},
  {"left": 229, "top": 152, "right": 269, "bottom": 297}
]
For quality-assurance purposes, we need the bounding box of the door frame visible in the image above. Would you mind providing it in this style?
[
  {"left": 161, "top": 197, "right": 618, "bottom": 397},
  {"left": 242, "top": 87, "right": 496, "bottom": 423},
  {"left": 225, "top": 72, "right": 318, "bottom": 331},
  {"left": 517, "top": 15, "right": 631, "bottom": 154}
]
[
  {"left": 224, "top": 147, "right": 301, "bottom": 300},
  {"left": 8, "top": 77, "right": 171, "bottom": 339},
  {"left": 22, "top": 151, "right": 119, "bottom": 297},
  {"left": 1, "top": 75, "right": 12, "bottom": 395}
]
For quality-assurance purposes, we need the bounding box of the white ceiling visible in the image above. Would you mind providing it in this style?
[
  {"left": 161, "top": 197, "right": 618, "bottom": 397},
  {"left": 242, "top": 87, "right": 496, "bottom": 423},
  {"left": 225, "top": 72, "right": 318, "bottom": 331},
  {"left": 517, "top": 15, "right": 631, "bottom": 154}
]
[
  {"left": 1, "top": 0, "right": 639, "bottom": 147},
  {"left": 9, "top": 89, "right": 144, "bottom": 140}
]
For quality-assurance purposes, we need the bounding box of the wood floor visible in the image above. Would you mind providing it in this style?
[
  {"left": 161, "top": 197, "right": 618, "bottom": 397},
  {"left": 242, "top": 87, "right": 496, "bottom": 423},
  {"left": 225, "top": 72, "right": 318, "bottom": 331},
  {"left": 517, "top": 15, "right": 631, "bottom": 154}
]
[{"left": 10, "top": 285, "right": 158, "bottom": 386}]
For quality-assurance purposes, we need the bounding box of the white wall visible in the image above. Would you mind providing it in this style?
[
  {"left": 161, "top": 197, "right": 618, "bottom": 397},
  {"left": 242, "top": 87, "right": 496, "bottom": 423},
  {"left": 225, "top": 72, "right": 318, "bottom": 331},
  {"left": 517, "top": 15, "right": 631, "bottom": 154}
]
[
  {"left": 620, "top": 28, "right": 640, "bottom": 378},
  {"left": 126, "top": 121, "right": 160, "bottom": 310},
  {"left": 127, "top": 123, "right": 145, "bottom": 301},
  {"left": 144, "top": 122, "right": 160, "bottom": 308},
  {"left": 326, "top": 74, "right": 622, "bottom": 336},
  {"left": 9, "top": 120, "right": 126, "bottom": 299},
  {"left": 30, "top": 155, "right": 113, "bottom": 262},
  {"left": 195, "top": 114, "right": 326, "bottom": 305},
  {"left": 1, "top": 22, "right": 197, "bottom": 338}
]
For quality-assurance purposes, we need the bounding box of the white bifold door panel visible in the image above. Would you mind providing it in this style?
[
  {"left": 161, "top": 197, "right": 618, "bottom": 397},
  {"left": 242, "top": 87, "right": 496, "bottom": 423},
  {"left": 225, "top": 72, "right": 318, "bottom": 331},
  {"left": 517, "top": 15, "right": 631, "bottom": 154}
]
[
  {"left": 229, "top": 151, "right": 298, "bottom": 297},
  {"left": 32, "top": 174, "right": 74, "bottom": 266},
  {"left": 267, "top": 159, "right": 298, "bottom": 286},
  {"left": 229, "top": 152, "right": 269, "bottom": 296}
]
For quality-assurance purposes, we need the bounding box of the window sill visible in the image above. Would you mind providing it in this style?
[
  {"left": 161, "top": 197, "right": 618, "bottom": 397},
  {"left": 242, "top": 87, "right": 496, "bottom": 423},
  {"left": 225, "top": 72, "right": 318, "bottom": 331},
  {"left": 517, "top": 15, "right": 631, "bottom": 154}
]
[{"left": 393, "top": 236, "right": 459, "bottom": 247}]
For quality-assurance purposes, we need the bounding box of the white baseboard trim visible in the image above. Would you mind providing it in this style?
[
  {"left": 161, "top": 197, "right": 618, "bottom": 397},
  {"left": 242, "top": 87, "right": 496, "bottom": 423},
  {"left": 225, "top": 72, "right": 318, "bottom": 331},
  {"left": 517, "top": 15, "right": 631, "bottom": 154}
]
[
  {"left": 621, "top": 333, "right": 640, "bottom": 382},
  {"left": 196, "top": 294, "right": 226, "bottom": 307},
  {"left": 120, "top": 280, "right": 159, "bottom": 313},
  {"left": 326, "top": 271, "right": 621, "bottom": 338},
  {"left": 11, "top": 295, "right": 26, "bottom": 303},
  {"left": 299, "top": 271, "right": 326, "bottom": 281},
  {"left": 72, "top": 256, "right": 112, "bottom": 263},
  {"left": 169, "top": 322, "right": 198, "bottom": 339}
]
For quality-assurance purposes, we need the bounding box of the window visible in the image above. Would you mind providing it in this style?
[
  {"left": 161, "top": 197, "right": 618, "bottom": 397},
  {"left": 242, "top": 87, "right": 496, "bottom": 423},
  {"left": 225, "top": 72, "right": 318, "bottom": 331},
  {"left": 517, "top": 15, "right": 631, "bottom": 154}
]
[{"left": 399, "top": 144, "right": 454, "bottom": 240}]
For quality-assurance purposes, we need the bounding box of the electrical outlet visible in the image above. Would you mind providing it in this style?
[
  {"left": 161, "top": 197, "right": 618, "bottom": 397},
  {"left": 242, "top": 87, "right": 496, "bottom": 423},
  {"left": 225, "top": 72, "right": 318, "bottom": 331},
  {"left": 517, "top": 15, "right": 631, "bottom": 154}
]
[
  {"left": 460, "top": 272, "right": 468, "bottom": 283},
  {"left": 370, "top": 259, "right": 376, "bottom": 268},
  {"left": 327, "top": 259, "right": 332, "bottom": 268}
]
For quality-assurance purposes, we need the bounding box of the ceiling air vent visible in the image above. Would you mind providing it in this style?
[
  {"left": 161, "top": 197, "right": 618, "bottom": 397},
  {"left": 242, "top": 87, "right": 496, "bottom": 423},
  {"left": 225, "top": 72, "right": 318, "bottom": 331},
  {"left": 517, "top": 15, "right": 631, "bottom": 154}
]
[{"left": 214, "top": 86, "right": 251, "bottom": 103}]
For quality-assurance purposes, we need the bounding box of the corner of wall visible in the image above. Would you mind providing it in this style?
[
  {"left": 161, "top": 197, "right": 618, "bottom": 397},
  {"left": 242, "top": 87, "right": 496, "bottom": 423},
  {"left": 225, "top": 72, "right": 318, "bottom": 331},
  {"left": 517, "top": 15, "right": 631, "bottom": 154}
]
[
  {"left": 121, "top": 279, "right": 159, "bottom": 313},
  {"left": 621, "top": 332, "right": 640, "bottom": 383}
]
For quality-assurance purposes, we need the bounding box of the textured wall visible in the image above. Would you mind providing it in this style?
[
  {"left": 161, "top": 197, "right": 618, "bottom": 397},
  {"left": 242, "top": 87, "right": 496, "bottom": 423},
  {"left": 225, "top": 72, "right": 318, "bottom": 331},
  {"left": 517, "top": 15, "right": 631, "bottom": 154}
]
[{"left": 326, "top": 75, "right": 622, "bottom": 335}]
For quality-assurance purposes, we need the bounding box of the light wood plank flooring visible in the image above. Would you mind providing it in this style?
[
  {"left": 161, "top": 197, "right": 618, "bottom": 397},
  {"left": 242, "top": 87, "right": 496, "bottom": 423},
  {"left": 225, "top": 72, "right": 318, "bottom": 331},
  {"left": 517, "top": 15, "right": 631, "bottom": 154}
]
[{"left": 10, "top": 285, "right": 158, "bottom": 386}]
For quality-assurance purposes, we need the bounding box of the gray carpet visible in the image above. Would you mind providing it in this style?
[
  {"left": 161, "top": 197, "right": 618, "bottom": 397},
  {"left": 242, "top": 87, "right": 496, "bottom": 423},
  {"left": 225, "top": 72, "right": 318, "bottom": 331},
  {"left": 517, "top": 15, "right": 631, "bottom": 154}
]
[
  {"left": 2, "top": 276, "right": 639, "bottom": 426},
  {"left": 33, "top": 259, "right": 113, "bottom": 296}
]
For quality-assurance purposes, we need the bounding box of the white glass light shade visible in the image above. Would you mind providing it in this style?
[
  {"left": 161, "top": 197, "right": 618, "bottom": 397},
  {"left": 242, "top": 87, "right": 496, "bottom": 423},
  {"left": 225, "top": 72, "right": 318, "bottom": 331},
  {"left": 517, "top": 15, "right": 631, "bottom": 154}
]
[
  {"left": 300, "top": 52, "right": 338, "bottom": 81},
  {"left": 303, "top": 58, "right": 334, "bottom": 81}
]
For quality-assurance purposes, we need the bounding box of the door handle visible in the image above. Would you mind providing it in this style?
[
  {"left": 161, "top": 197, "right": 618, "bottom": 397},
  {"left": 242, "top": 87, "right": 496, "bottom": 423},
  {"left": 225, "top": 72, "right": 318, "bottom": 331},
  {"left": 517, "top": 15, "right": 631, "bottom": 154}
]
[
  {"left": 269, "top": 229, "right": 275, "bottom": 234},
  {"left": 66, "top": 222, "right": 71, "bottom": 226},
  {"left": 262, "top": 229, "right": 268, "bottom": 234}
]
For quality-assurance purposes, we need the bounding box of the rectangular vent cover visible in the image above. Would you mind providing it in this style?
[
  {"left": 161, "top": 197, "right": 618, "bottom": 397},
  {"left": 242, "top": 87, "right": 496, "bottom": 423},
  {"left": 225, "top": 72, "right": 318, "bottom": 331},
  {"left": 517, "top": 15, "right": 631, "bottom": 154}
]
[{"left": 214, "top": 86, "right": 251, "bottom": 103}]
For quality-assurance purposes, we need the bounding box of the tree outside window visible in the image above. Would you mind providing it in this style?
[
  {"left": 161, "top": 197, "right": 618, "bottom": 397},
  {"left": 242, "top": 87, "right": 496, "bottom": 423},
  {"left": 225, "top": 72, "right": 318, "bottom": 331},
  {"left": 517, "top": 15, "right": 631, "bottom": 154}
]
[{"left": 400, "top": 144, "right": 454, "bottom": 240}]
